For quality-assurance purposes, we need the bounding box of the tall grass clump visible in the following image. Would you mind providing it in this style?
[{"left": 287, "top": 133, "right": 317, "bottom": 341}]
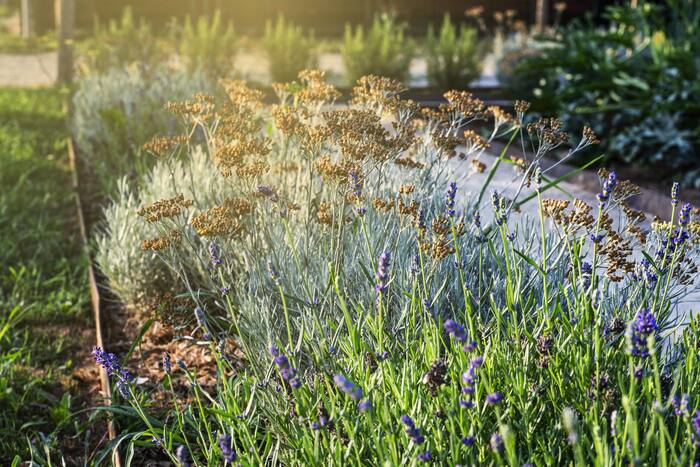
[
  {"left": 262, "top": 16, "right": 316, "bottom": 83},
  {"left": 77, "top": 7, "right": 166, "bottom": 75},
  {"left": 94, "top": 72, "right": 700, "bottom": 465},
  {"left": 425, "top": 14, "right": 489, "bottom": 90},
  {"left": 174, "top": 11, "right": 236, "bottom": 78},
  {"left": 342, "top": 14, "right": 413, "bottom": 85}
]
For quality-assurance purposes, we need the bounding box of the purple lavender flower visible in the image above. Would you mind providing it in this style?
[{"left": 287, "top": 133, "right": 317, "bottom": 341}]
[
  {"left": 692, "top": 410, "right": 700, "bottom": 446},
  {"left": 671, "top": 394, "right": 689, "bottom": 416},
  {"left": 680, "top": 203, "right": 692, "bottom": 226},
  {"left": 400, "top": 415, "right": 425, "bottom": 444},
  {"left": 311, "top": 422, "right": 320, "bottom": 430},
  {"left": 162, "top": 353, "right": 171, "bottom": 375},
  {"left": 459, "top": 399, "right": 474, "bottom": 409},
  {"left": 443, "top": 319, "right": 467, "bottom": 343},
  {"left": 349, "top": 171, "right": 363, "bottom": 198},
  {"left": 462, "top": 341, "right": 477, "bottom": 353},
  {"left": 671, "top": 182, "right": 680, "bottom": 205},
  {"left": 490, "top": 432, "right": 504, "bottom": 453},
  {"left": 218, "top": 433, "right": 237, "bottom": 463},
  {"left": 417, "top": 451, "right": 431, "bottom": 462},
  {"left": 358, "top": 399, "right": 373, "bottom": 412},
  {"left": 626, "top": 308, "right": 659, "bottom": 358},
  {"left": 486, "top": 391, "right": 504, "bottom": 405},
  {"left": 589, "top": 233, "right": 605, "bottom": 243},
  {"left": 445, "top": 182, "right": 457, "bottom": 217},
  {"left": 92, "top": 346, "right": 133, "bottom": 396},
  {"left": 375, "top": 251, "right": 392, "bottom": 295},
  {"left": 333, "top": 374, "right": 363, "bottom": 401},
  {"left": 270, "top": 347, "right": 301, "bottom": 389},
  {"left": 356, "top": 207, "right": 367, "bottom": 216},
  {"left": 410, "top": 253, "right": 421, "bottom": 277},
  {"left": 597, "top": 171, "right": 617, "bottom": 205},
  {"left": 268, "top": 261, "right": 280, "bottom": 285},
  {"left": 209, "top": 241, "right": 222, "bottom": 266},
  {"left": 462, "top": 436, "right": 475, "bottom": 446},
  {"left": 257, "top": 184, "right": 278, "bottom": 202}
]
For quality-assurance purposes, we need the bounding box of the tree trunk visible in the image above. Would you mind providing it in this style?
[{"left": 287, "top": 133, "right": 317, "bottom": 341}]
[
  {"left": 535, "top": 0, "right": 549, "bottom": 34},
  {"left": 55, "top": 0, "right": 75, "bottom": 84},
  {"left": 21, "top": 0, "right": 33, "bottom": 38}
]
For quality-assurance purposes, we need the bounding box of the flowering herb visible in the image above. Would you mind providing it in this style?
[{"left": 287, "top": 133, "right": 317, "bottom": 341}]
[
  {"left": 626, "top": 309, "right": 658, "bottom": 358},
  {"left": 445, "top": 182, "right": 457, "bottom": 217},
  {"left": 333, "top": 374, "right": 363, "bottom": 401},
  {"left": 270, "top": 346, "right": 301, "bottom": 389},
  {"left": 375, "top": 251, "right": 391, "bottom": 295},
  {"left": 400, "top": 415, "right": 425, "bottom": 444},
  {"left": 597, "top": 171, "right": 617, "bottom": 205},
  {"left": 92, "top": 346, "right": 133, "bottom": 398},
  {"left": 218, "top": 433, "right": 237, "bottom": 463}
]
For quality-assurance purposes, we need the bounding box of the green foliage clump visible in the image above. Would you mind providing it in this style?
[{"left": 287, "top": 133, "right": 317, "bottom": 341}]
[
  {"left": 507, "top": 1, "right": 700, "bottom": 186},
  {"left": 175, "top": 11, "right": 236, "bottom": 78},
  {"left": 425, "top": 14, "right": 489, "bottom": 90},
  {"left": 342, "top": 14, "right": 413, "bottom": 85},
  {"left": 77, "top": 7, "right": 166, "bottom": 74},
  {"left": 262, "top": 16, "right": 316, "bottom": 83}
]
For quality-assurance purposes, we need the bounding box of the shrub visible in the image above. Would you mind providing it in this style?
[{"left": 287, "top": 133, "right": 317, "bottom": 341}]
[
  {"left": 425, "top": 14, "right": 489, "bottom": 90},
  {"left": 90, "top": 73, "right": 700, "bottom": 466},
  {"left": 77, "top": 7, "right": 166, "bottom": 75},
  {"left": 174, "top": 11, "right": 236, "bottom": 78},
  {"left": 71, "top": 66, "right": 211, "bottom": 193},
  {"left": 342, "top": 14, "right": 413, "bottom": 85},
  {"left": 262, "top": 16, "right": 316, "bottom": 83},
  {"left": 508, "top": 1, "right": 700, "bottom": 187}
]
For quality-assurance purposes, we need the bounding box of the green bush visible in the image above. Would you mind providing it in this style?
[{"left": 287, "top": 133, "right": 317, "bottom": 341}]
[
  {"left": 425, "top": 14, "right": 489, "bottom": 90},
  {"left": 342, "top": 14, "right": 413, "bottom": 85},
  {"left": 262, "top": 16, "right": 316, "bottom": 83},
  {"left": 175, "top": 11, "right": 236, "bottom": 78},
  {"left": 508, "top": 1, "right": 700, "bottom": 187},
  {"left": 77, "top": 7, "right": 166, "bottom": 74}
]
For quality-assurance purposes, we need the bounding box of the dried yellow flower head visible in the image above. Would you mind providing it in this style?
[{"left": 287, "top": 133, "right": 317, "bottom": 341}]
[{"left": 137, "top": 194, "right": 193, "bottom": 222}]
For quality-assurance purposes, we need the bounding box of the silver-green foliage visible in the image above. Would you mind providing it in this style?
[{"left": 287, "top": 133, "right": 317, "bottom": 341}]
[{"left": 72, "top": 66, "right": 210, "bottom": 193}]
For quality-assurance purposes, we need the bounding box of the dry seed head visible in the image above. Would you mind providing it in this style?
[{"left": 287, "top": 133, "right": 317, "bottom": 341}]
[
  {"left": 443, "top": 90, "right": 485, "bottom": 120},
  {"left": 394, "top": 157, "right": 425, "bottom": 170},
  {"left": 514, "top": 100, "right": 531, "bottom": 115},
  {"left": 141, "top": 228, "right": 183, "bottom": 251},
  {"left": 143, "top": 135, "right": 187, "bottom": 157},
  {"left": 399, "top": 184, "right": 415, "bottom": 195},
  {"left": 137, "top": 194, "right": 193, "bottom": 222},
  {"left": 470, "top": 159, "right": 487, "bottom": 174}
]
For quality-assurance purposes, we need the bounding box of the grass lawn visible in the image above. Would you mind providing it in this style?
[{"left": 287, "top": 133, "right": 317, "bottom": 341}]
[{"left": 0, "top": 87, "right": 93, "bottom": 462}]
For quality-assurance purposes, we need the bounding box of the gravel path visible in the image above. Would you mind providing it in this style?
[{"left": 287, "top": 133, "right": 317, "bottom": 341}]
[{"left": 0, "top": 52, "right": 57, "bottom": 86}]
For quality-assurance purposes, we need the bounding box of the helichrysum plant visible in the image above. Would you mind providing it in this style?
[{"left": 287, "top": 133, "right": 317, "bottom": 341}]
[
  {"left": 425, "top": 14, "right": 489, "bottom": 90},
  {"left": 95, "top": 70, "right": 700, "bottom": 465},
  {"left": 262, "top": 15, "right": 316, "bottom": 83},
  {"left": 342, "top": 14, "right": 414, "bottom": 85}
]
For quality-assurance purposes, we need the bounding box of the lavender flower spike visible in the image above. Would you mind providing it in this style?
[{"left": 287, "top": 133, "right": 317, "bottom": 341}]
[
  {"left": 333, "top": 374, "right": 363, "bottom": 400},
  {"left": 445, "top": 182, "right": 457, "bottom": 217},
  {"left": 375, "top": 251, "right": 392, "bottom": 295}
]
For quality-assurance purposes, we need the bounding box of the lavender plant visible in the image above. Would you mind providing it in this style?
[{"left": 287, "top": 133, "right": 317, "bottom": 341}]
[{"left": 95, "top": 71, "right": 700, "bottom": 465}]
